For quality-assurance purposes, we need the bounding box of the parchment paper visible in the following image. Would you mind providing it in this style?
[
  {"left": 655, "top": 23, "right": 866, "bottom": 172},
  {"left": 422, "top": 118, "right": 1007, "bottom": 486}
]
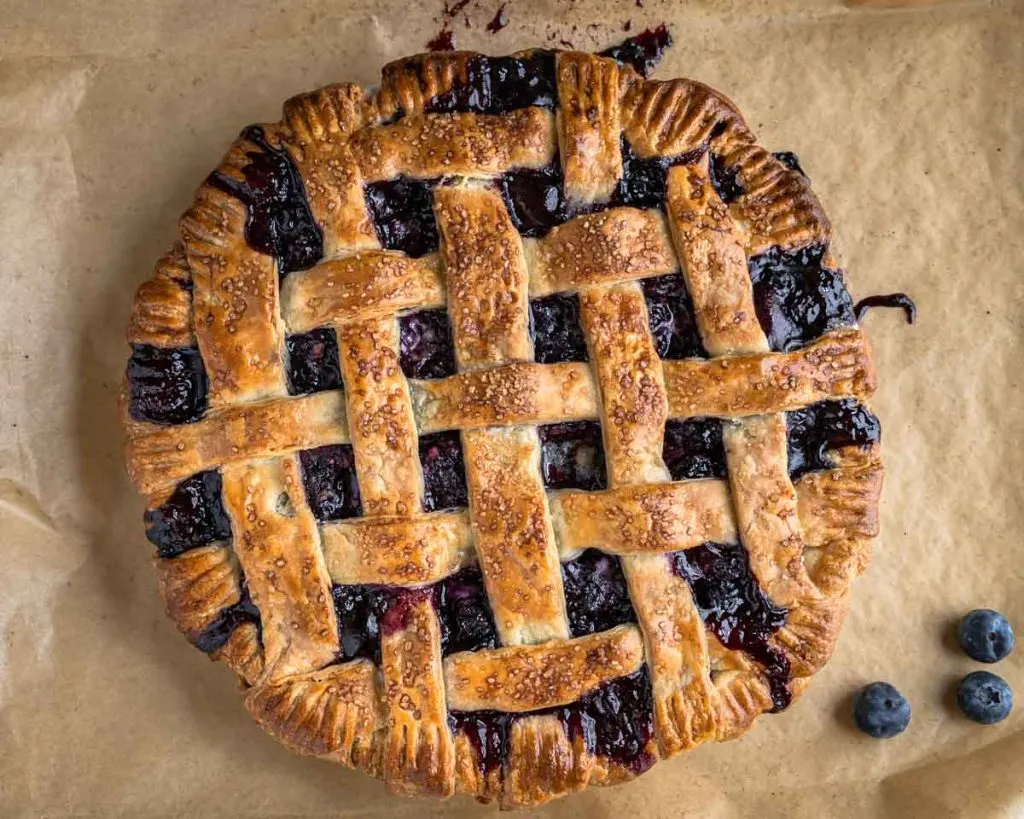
[{"left": 1, "top": 0, "right": 1022, "bottom": 815}]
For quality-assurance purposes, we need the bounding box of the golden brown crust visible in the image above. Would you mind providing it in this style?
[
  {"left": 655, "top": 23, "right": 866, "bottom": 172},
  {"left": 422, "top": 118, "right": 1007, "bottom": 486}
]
[
  {"left": 125, "top": 391, "right": 348, "bottom": 497},
  {"left": 336, "top": 317, "right": 421, "bottom": 517},
  {"left": 380, "top": 594, "right": 455, "bottom": 797},
  {"left": 377, "top": 51, "right": 479, "bottom": 119},
  {"left": 410, "top": 362, "right": 598, "bottom": 434},
  {"left": 501, "top": 715, "right": 593, "bottom": 809},
  {"left": 281, "top": 251, "right": 444, "bottom": 332},
  {"left": 127, "top": 244, "right": 194, "bottom": 346},
  {"left": 154, "top": 544, "right": 241, "bottom": 642},
  {"left": 525, "top": 208, "right": 676, "bottom": 297},
  {"left": 556, "top": 53, "right": 622, "bottom": 204},
  {"left": 320, "top": 512, "right": 472, "bottom": 586},
  {"left": 221, "top": 455, "right": 339, "bottom": 680},
  {"left": 663, "top": 328, "right": 876, "bottom": 419},
  {"left": 351, "top": 109, "right": 556, "bottom": 182},
  {"left": 212, "top": 622, "right": 265, "bottom": 685},
  {"left": 443, "top": 625, "right": 644, "bottom": 712},
  {"left": 435, "top": 185, "right": 533, "bottom": 370}
]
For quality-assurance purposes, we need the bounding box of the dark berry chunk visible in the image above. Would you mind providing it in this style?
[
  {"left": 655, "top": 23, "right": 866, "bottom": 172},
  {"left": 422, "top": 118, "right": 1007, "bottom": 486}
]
[
  {"left": 599, "top": 25, "right": 672, "bottom": 77},
  {"left": 612, "top": 137, "right": 704, "bottom": 210},
  {"left": 530, "top": 293, "right": 588, "bottom": 363},
  {"left": 448, "top": 711, "right": 511, "bottom": 774},
  {"left": 538, "top": 421, "right": 607, "bottom": 491},
  {"left": 773, "top": 151, "right": 807, "bottom": 177},
  {"left": 399, "top": 309, "right": 457, "bottom": 379},
  {"left": 786, "top": 399, "right": 880, "bottom": 480},
  {"left": 194, "top": 581, "right": 261, "bottom": 654},
  {"left": 670, "top": 542, "right": 790, "bottom": 710},
  {"left": 285, "top": 328, "right": 342, "bottom": 395},
  {"left": 500, "top": 163, "right": 570, "bottom": 237},
  {"left": 554, "top": 668, "right": 656, "bottom": 775},
  {"left": 378, "top": 586, "right": 438, "bottom": 637},
  {"left": 332, "top": 584, "right": 391, "bottom": 663},
  {"left": 208, "top": 125, "right": 322, "bottom": 275},
  {"left": 957, "top": 671, "right": 1013, "bottom": 725},
  {"left": 424, "top": 51, "right": 557, "bottom": 114},
  {"left": 958, "top": 609, "right": 1015, "bottom": 664},
  {"left": 709, "top": 153, "right": 744, "bottom": 203},
  {"left": 439, "top": 566, "right": 500, "bottom": 655},
  {"left": 364, "top": 176, "right": 439, "bottom": 258},
  {"left": 663, "top": 418, "right": 726, "bottom": 481},
  {"left": 561, "top": 549, "right": 637, "bottom": 638},
  {"left": 145, "top": 470, "right": 231, "bottom": 557},
  {"left": 127, "top": 344, "right": 208, "bottom": 425},
  {"left": 852, "top": 682, "right": 912, "bottom": 738},
  {"left": 748, "top": 243, "right": 856, "bottom": 351},
  {"left": 640, "top": 274, "right": 706, "bottom": 360},
  {"left": 299, "top": 445, "right": 362, "bottom": 521},
  {"left": 419, "top": 431, "right": 468, "bottom": 512}
]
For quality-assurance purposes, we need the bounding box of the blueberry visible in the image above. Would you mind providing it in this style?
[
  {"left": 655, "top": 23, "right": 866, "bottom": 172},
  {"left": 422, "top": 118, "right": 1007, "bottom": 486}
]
[
  {"left": 957, "top": 671, "right": 1013, "bottom": 725},
  {"left": 958, "top": 609, "right": 1015, "bottom": 663},
  {"left": 852, "top": 682, "right": 911, "bottom": 738}
]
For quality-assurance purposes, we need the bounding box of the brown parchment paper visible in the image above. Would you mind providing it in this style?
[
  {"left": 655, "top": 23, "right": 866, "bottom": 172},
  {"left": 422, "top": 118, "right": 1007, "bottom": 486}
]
[{"left": 1, "top": 0, "right": 1022, "bottom": 815}]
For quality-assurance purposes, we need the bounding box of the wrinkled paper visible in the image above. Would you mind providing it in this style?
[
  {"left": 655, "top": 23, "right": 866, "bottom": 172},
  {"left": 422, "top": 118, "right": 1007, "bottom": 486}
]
[{"left": 1, "top": 0, "right": 1022, "bottom": 815}]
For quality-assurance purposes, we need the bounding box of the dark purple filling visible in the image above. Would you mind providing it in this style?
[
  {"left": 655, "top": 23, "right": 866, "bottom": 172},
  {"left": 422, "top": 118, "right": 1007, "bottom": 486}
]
[
  {"left": 662, "top": 418, "right": 726, "bottom": 481},
  {"left": 772, "top": 151, "right": 807, "bottom": 177},
  {"left": 599, "top": 25, "right": 673, "bottom": 77},
  {"left": 612, "top": 137, "right": 705, "bottom": 210},
  {"left": 145, "top": 470, "right": 231, "bottom": 557},
  {"left": 530, "top": 293, "right": 588, "bottom": 363},
  {"left": 299, "top": 444, "right": 362, "bottom": 521},
  {"left": 419, "top": 431, "right": 468, "bottom": 512},
  {"left": 786, "top": 399, "right": 880, "bottom": 480},
  {"left": 500, "top": 163, "right": 570, "bottom": 237},
  {"left": 332, "top": 584, "right": 391, "bottom": 663},
  {"left": 640, "top": 274, "right": 707, "bottom": 360},
  {"left": 364, "top": 176, "right": 439, "bottom": 258},
  {"left": 854, "top": 293, "right": 917, "bottom": 325},
  {"left": 398, "top": 308, "right": 457, "bottom": 379},
  {"left": 424, "top": 51, "right": 557, "bottom": 114},
  {"left": 449, "top": 668, "right": 656, "bottom": 776},
  {"left": 439, "top": 566, "right": 500, "bottom": 655},
  {"left": 670, "top": 542, "right": 791, "bottom": 711},
  {"left": 561, "top": 549, "right": 637, "bottom": 637},
  {"left": 208, "top": 125, "right": 323, "bottom": 275},
  {"left": 709, "top": 153, "right": 744, "bottom": 204},
  {"left": 379, "top": 586, "right": 439, "bottom": 637},
  {"left": 127, "top": 343, "right": 208, "bottom": 425},
  {"left": 538, "top": 421, "right": 607, "bottom": 491},
  {"left": 194, "top": 581, "right": 262, "bottom": 654},
  {"left": 285, "top": 327, "right": 342, "bottom": 395},
  {"left": 748, "top": 243, "right": 856, "bottom": 352}
]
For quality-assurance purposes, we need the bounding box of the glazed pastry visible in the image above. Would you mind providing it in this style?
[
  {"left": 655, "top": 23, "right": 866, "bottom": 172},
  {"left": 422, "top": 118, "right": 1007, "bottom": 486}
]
[{"left": 122, "top": 45, "right": 883, "bottom": 808}]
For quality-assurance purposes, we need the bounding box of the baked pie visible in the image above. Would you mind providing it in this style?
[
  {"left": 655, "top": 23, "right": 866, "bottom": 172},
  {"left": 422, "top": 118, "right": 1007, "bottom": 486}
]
[{"left": 122, "top": 44, "right": 883, "bottom": 807}]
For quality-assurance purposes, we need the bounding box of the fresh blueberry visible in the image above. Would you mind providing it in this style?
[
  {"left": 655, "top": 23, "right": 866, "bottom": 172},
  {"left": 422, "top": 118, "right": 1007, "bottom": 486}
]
[
  {"left": 957, "top": 671, "right": 1013, "bottom": 725},
  {"left": 958, "top": 609, "right": 1015, "bottom": 664},
  {"left": 852, "top": 682, "right": 911, "bottom": 738}
]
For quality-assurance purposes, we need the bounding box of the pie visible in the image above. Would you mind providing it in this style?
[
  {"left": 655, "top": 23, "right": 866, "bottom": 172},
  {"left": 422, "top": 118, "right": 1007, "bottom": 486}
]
[{"left": 121, "top": 44, "right": 883, "bottom": 808}]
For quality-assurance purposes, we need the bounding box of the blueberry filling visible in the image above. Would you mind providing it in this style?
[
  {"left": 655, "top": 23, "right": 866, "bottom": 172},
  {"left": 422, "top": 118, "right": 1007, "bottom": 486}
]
[
  {"left": 419, "top": 431, "right": 468, "bottom": 512},
  {"left": 670, "top": 542, "right": 791, "bottom": 711},
  {"left": 439, "top": 566, "right": 500, "bottom": 655},
  {"left": 145, "top": 470, "right": 231, "bottom": 557},
  {"left": 500, "top": 163, "right": 570, "bottom": 237},
  {"left": 285, "top": 327, "right": 342, "bottom": 395},
  {"left": 423, "top": 51, "right": 557, "bottom": 114},
  {"left": 786, "top": 399, "right": 880, "bottom": 480},
  {"left": 127, "top": 343, "right": 208, "bottom": 425},
  {"left": 364, "top": 176, "right": 439, "bottom": 258},
  {"left": 709, "top": 153, "right": 744, "bottom": 203},
  {"left": 640, "top": 274, "right": 707, "bottom": 360},
  {"left": 398, "top": 308, "right": 457, "bottom": 379},
  {"left": 447, "top": 711, "right": 512, "bottom": 774},
  {"left": 208, "top": 125, "right": 323, "bottom": 275},
  {"left": 194, "top": 581, "right": 262, "bottom": 654},
  {"left": 538, "top": 421, "right": 607, "bottom": 491},
  {"left": 772, "top": 151, "right": 807, "bottom": 177},
  {"left": 530, "top": 293, "right": 588, "bottom": 363},
  {"left": 612, "top": 137, "right": 705, "bottom": 210},
  {"left": 662, "top": 418, "right": 726, "bottom": 481},
  {"left": 299, "top": 444, "right": 363, "bottom": 521},
  {"left": 599, "top": 25, "right": 673, "bottom": 78},
  {"left": 332, "top": 584, "right": 391, "bottom": 663},
  {"left": 561, "top": 549, "right": 637, "bottom": 637},
  {"left": 747, "top": 243, "right": 856, "bottom": 352}
]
